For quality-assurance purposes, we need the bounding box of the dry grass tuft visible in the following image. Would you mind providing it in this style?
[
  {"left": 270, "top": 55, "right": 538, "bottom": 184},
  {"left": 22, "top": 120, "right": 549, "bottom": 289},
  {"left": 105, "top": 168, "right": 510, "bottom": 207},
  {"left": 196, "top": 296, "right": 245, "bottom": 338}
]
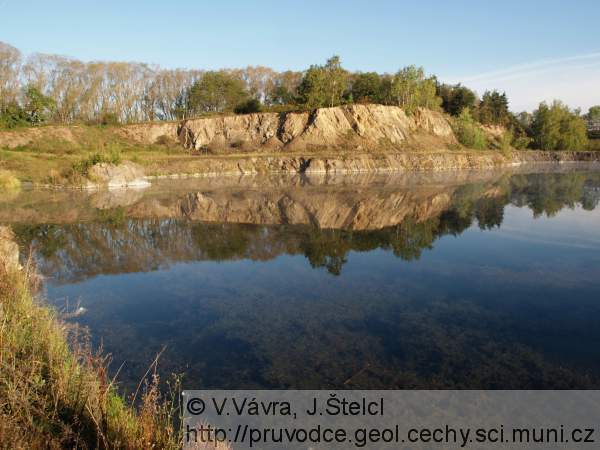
[
  {"left": 0, "top": 170, "right": 21, "bottom": 190},
  {"left": 0, "top": 259, "right": 197, "bottom": 449}
]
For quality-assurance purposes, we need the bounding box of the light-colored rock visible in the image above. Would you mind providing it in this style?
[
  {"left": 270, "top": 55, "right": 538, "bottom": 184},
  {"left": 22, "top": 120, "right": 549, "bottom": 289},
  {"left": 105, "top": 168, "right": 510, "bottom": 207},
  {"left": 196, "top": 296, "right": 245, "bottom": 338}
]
[
  {"left": 0, "top": 125, "right": 78, "bottom": 149},
  {"left": 113, "top": 122, "right": 179, "bottom": 145},
  {"left": 87, "top": 161, "right": 151, "bottom": 190},
  {"left": 179, "top": 105, "right": 457, "bottom": 152}
]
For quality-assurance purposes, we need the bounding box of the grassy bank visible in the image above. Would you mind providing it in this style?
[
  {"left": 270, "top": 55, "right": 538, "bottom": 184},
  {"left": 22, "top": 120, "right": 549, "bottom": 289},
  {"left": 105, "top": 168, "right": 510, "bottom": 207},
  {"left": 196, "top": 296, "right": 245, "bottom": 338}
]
[
  {"left": 0, "top": 124, "right": 185, "bottom": 184},
  {"left": 1, "top": 121, "right": 599, "bottom": 185},
  {"left": 0, "top": 260, "right": 182, "bottom": 449}
]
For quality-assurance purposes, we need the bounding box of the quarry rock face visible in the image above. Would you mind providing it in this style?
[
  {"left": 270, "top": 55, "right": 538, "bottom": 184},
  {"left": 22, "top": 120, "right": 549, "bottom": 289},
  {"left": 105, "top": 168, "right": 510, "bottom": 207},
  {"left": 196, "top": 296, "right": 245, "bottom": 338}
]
[
  {"left": 113, "top": 122, "right": 179, "bottom": 145},
  {"left": 178, "top": 105, "right": 456, "bottom": 152},
  {"left": 2, "top": 105, "right": 599, "bottom": 181}
]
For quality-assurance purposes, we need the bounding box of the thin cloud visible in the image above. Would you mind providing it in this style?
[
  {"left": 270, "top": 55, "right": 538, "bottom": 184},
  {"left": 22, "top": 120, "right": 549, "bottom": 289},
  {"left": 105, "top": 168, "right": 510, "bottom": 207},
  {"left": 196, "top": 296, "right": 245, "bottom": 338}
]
[
  {"left": 449, "top": 52, "right": 600, "bottom": 85},
  {"left": 443, "top": 52, "right": 600, "bottom": 112}
]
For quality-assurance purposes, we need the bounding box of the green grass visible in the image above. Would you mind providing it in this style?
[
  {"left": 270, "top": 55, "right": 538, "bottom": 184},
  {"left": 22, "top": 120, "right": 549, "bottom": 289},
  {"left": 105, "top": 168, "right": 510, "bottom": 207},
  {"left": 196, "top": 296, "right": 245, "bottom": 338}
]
[
  {"left": 0, "top": 124, "right": 186, "bottom": 184},
  {"left": 0, "top": 260, "right": 183, "bottom": 449}
]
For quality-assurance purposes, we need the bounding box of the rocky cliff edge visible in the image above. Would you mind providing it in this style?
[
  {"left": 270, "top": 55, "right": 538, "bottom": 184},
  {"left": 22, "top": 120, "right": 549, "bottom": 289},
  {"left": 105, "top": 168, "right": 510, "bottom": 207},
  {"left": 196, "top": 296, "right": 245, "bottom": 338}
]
[{"left": 177, "top": 105, "right": 456, "bottom": 152}]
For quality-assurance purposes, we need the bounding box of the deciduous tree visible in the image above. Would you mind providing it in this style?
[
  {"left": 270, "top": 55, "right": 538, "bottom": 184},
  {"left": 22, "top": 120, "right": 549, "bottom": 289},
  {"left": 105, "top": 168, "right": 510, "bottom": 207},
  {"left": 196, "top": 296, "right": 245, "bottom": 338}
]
[
  {"left": 531, "top": 101, "right": 588, "bottom": 150},
  {"left": 187, "top": 71, "right": 249, "bottom": 114}
]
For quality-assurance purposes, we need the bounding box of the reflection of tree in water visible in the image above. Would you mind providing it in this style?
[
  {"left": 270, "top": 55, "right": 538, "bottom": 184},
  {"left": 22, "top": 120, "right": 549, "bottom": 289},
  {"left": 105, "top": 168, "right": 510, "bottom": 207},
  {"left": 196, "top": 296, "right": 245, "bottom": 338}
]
[
  {"left": 15, "top": 170, "right": 600, "bottom": 390},
  {"left": 191, "top": 223, "right": 254, "bottom": 261},
  {"left": 510, "top": 172, "right": 600, "bottom": 217},
  {"left": 13, "top": 224, "right": 67, "bottom": 258},
  {"left": 13, "top": 171, "right": 600, "bottom": 280}
]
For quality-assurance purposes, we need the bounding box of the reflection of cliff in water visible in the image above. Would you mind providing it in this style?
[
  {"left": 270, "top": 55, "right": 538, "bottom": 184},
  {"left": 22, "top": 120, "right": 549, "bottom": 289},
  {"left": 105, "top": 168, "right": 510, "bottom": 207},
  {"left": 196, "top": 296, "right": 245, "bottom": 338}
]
[{"left": 12, "top": 170, "right": 600, "bottom": 282}]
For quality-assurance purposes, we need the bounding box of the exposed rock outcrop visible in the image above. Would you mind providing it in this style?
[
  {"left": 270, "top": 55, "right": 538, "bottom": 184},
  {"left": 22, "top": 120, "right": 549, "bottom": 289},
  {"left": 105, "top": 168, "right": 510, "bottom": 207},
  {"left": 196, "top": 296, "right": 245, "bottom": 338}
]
[
  {"left": 0, "top": 125, "right": 78, "bottom": 149},
  {"left": 113, "top": 122, "right": 179, "bottom": 145},
  {"left": 178, "top": 105, "right": 456, "bottom": 152},
  {"left": 87, "top": 161, "right": 150, "bottom": 189},
  {"left": 141, "top": 151, "right": 600, "bottom": 178}
]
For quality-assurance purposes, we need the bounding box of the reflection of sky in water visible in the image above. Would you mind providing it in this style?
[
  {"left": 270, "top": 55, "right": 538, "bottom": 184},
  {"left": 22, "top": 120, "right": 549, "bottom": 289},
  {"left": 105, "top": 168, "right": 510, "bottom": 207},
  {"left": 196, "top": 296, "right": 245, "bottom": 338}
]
[
  {"left": 0, "top": 167, "right": 584, "bottom": 389},
  {"left": 21, "top": 170, "right": 600, "bottom": 390},
  {"left": 493, "top": 206, "right": 600, "bottom": 250}
]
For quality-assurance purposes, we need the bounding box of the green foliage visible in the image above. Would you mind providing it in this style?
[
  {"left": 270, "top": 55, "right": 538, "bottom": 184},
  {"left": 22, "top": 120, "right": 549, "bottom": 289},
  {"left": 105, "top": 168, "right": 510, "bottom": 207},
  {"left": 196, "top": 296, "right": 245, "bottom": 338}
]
[
  {"left": 23, "top": 85, "right": 55, "bottom": 125},
  {"left": 0, "top": 87, "right": 55, "bottom": 128},
  {"left": 234, "top": 98, "right": 262, "bottom": 114},
  {"left": 453, "top": 108, "right": 487, "bottom": 150},
  {"left": 512, "top": 135, "right": 533, "bottom": 150},
  {"left": 267, "top": 70, "right": 301, "bottom": 105},
  {"left": 389, "top": 65, "right": 441, "bottom": 113},
  {"left": 0, "top": 102, "right": 28, "bottom": 129},
  {"left": 531, "top": 101, "right": 589, "bottom": 150},
  {"left": 478, "top": 90, "right": 510, "bottom": 125},
  {"left": 587, "top": 105, "right": 600, "bottom": 121},
  {"left": 269, "top": 85, "right": 295, "bottom": 105},
  {"left": 297, "top": 65, "right": 328, "bottom": 108},
  {"left": 297, "top": 55, "right": 349, "bottom": 108},
  {"left": 187, "top": 71, "right": 248, "bottom": 114},
  {"left": 72, "top": 150, "right": 122, "bottom": 177},
  {"left": 350, "top": 72, "right": 383, "bottom": 103},
  {"left": 437, "top": 84, "right": 477, "bottom": 116}
]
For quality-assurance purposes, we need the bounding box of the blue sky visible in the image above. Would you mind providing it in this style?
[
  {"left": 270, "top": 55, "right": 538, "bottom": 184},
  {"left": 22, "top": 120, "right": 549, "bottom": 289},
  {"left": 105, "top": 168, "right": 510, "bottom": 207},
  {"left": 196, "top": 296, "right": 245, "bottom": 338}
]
[{"left": 1, "top": 0, "right": 599, "bottom": 111}]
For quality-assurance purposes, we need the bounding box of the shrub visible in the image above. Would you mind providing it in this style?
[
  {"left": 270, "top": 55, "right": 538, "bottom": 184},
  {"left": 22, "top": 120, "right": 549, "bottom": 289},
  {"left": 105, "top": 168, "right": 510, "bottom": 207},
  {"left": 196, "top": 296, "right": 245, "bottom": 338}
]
[
  {"left": 512, "top": 135, "right": 533, "bottom": 150},
  {"left": 72, "top": 153, "right": 104, "bottom": 176},
  {"left": 99, "top": 112, "right": 121, "bottom": 126},
  {"left": 0, "top": 103, "right": 28, "bottom": 129},
  {"left": 71, "top": 149, "right": 122, "bottom": 177},
  {"left": 234, "top": 98, "right": 262, "bottom": 114},
  {"left": 453, "top": 109, "right": 487, "bottom": 150},
  {"left": 0, "top": 170, "right": 21, "bottom": 190}
]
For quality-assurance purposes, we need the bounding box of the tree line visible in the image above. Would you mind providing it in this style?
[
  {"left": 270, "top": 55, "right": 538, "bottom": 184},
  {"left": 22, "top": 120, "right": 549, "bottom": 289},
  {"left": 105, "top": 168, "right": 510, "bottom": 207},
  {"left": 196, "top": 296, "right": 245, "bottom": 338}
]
[{"left": 0, "top": 41, "right": 596, "bottom": 150}]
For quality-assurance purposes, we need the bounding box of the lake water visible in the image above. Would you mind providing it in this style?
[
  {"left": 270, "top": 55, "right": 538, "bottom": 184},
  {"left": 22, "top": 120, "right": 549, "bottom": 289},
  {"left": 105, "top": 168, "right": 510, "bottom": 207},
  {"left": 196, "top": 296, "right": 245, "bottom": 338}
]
[{"left": 3, "top": 165, "right": 600, "bottom": 390}]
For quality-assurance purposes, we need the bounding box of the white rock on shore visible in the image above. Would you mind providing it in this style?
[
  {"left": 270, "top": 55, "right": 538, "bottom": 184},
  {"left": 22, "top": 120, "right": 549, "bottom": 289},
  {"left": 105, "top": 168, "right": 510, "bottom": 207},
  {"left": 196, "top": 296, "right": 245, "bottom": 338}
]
[{"left": 87, "top": 161, "right": 151, "bottom": 190}]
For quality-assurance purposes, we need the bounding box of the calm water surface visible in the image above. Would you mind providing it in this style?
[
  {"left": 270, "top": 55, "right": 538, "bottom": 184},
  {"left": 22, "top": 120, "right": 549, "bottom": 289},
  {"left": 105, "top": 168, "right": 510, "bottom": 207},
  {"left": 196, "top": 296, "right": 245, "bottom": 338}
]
[{"left": 4, "top": 166, "right": 600, "bottom": 390}]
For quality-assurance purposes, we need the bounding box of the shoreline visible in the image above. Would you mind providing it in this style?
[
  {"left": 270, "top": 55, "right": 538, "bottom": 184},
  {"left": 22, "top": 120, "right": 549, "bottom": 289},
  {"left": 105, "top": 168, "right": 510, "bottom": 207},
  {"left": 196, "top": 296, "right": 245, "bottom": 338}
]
[
  {"left": 142, "top": 150, "right": 600, "bottom": 180},
  {"left": 10, "top": 150, "right": 599, "bottom": 190}
]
